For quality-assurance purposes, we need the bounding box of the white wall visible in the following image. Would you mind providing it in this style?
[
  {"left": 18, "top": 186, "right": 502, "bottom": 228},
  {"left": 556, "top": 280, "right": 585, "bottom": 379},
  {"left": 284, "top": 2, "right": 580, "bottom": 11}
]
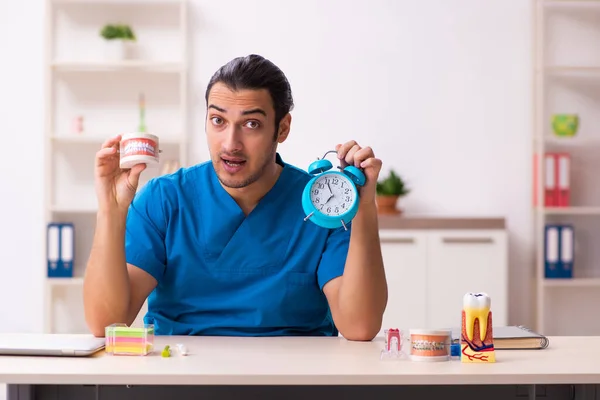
[
  {"left": 0, "top": 0, "right": 533, "bottom": 345},
  {"left": 188, "top": 0, "right": 533, "bottom": 327},
  {"left": 0, "top": 1, "right": 46, "bottom": 334}
]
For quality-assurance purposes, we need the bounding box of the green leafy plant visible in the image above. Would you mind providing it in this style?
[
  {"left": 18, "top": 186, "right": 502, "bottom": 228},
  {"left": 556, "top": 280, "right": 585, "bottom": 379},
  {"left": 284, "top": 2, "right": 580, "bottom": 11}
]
[
  {"left": 100, "top": 24, "right": 136, "bottom": 41},
  {"left": 376, "top": 169, "right": 410, "bottom": 197}
]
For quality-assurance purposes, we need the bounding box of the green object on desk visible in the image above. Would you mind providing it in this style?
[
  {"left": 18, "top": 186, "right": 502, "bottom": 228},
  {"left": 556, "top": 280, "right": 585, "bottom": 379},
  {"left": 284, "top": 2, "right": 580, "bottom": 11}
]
[{"left": 161, "top": 345, "right": 171, "bottom": 358}]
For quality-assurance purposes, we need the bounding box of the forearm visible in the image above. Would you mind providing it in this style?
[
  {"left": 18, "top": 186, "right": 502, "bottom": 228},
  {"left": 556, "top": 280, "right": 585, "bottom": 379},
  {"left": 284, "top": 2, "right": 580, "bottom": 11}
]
[
  {"left": 83, "top": 209, "right": 131, "bottom": 336},
  {"left": 336, "top": 202, "right": 387, "bottom": 340}
]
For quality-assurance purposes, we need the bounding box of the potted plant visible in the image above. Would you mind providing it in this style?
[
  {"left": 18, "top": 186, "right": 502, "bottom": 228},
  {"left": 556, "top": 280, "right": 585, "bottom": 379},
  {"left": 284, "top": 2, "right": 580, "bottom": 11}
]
[
  {"left": 376, "top": 169, "right": 409, "bottom": 215},
  {"left": 100, "top": 24, "right": 136, "bottom": 60}
]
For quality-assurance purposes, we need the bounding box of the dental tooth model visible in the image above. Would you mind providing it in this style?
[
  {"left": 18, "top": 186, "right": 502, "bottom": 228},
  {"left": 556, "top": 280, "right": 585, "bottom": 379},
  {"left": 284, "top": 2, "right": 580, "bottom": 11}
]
[
  {"left": 461, "top": 292, "right": 495, "bottom": 363},
  {"left": 380, "top": 328, "right": 404, "bottom": 360}
]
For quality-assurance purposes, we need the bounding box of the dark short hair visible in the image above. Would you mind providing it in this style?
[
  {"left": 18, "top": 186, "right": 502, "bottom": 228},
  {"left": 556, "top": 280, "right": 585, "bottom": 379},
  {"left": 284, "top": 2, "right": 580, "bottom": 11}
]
[{"left": 205, "top": 54, "right": 294, "bottom": 129}]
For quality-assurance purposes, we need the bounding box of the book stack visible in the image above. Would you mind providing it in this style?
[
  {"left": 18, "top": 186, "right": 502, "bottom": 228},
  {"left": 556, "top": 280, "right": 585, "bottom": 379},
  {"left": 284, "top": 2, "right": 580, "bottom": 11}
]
[{"left": 451, "top": 326, "right": 549, "bottom": 350}]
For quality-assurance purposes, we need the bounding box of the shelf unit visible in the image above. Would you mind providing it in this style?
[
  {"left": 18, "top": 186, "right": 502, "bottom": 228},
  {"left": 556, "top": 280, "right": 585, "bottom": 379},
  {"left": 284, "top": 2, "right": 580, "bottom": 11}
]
[
  {"left": 43, "top": 0, "right": 188, "bottom": 333},
  {"left": 533, "top": 0, "right": 600, "bottom": 335}
]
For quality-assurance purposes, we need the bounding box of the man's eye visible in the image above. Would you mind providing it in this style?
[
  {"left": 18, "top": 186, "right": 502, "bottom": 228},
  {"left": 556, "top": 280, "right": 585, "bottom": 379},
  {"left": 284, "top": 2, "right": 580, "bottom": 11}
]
[
  {"left": 211, "top": 117, "right": 223, "bottom": 125},
  {"left": 245, "top": 120, "right": 259, "bottom": 129}
]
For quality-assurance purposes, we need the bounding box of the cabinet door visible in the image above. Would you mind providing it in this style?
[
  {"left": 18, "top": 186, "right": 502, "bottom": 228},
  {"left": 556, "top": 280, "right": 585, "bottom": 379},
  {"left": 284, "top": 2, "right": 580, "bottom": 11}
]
[
  {"left": 380, "top": 230, "right": 428, "bottom": 333},
  {"left": 426, "top": 230, "right": 508, "bottom": 330}
]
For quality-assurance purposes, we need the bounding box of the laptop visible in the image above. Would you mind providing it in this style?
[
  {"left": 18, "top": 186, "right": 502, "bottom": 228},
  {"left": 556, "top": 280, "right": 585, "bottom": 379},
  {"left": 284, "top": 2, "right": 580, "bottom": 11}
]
[{"left": 0, "top": 333, "right": 105, "bottom": 357}]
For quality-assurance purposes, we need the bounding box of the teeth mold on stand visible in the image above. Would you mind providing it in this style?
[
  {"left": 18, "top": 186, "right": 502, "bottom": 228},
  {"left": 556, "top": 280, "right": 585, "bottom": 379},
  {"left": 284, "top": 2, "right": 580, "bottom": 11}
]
[{"left": 380, "top": 328, "right": 453, "bottom": 362}]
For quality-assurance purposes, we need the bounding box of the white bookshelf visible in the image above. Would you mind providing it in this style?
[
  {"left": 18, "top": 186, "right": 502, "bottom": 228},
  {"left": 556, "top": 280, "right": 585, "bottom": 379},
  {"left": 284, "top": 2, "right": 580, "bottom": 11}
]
[
  {"left": 43, "top": 0, "right": 188, "bottom": 333},
  {"left": 533, "top": 0, "right": 600, "bottom": 335}
]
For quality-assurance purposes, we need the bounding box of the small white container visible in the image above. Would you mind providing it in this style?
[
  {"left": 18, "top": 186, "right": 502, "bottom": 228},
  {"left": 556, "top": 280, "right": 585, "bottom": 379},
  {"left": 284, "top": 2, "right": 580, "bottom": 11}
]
[{"left": 119, "top": 132, "right": 160, "bottom": 169}]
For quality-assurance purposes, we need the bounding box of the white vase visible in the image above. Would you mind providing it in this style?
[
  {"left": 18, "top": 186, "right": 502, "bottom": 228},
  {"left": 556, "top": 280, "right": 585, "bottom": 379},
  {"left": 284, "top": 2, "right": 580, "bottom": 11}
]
[{"left": 104, "top": 40, "right": 135, "bottom": 61}]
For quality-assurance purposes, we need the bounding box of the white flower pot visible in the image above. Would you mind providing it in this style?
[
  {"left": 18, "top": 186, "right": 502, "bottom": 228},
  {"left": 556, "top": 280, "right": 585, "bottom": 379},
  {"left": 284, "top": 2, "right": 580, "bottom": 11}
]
[{"left": 104, "top": 40, "right": 135, "bottom": 61}]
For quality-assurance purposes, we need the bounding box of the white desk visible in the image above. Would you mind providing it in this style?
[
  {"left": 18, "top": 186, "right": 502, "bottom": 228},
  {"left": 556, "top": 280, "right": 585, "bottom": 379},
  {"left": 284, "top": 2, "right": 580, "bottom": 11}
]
[{"left": 2, "top": 336, "right": 599, "bottom": 400}]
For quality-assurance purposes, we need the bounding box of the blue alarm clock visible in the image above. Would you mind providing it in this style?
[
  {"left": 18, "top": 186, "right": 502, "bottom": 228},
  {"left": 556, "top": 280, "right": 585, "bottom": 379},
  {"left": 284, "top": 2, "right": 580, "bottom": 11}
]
[{"left": 302, "top": 150, "right": 366, "bottom": 230}]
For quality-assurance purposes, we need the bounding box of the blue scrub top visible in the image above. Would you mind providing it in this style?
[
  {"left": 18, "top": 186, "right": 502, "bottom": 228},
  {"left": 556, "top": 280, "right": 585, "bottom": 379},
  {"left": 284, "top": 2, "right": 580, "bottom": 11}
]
[{"left": 124, "top": 153, "right": 351, "bottom": 336}]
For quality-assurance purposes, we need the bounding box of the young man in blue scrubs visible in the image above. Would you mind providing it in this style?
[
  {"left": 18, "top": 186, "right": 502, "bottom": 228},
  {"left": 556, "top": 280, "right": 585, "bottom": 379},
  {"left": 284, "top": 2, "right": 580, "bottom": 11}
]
[{"left": 84, "top": 54, "right": 387, "bottom": 341}]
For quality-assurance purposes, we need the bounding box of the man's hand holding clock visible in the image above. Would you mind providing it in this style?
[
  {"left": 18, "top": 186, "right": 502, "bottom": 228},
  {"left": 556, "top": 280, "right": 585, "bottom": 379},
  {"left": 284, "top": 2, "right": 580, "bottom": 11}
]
[{"left": 335, "top": 140, "right": 383, "bottom": 206}]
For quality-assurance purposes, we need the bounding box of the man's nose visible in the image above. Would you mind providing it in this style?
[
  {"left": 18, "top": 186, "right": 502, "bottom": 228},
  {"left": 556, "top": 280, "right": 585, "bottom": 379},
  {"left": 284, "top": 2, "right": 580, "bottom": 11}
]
[{"left": 222, "top": 125, "right": 243, "bottom": 153}]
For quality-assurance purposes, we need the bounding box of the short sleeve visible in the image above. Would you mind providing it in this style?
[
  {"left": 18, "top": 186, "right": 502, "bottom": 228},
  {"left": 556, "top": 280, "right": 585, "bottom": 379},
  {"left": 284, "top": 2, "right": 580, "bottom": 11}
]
[
  {"left": 317, "top": 223, "right": 351, "bottom": 290},
  {"left": 125, "top": 179, "right": 168, "bottom": 283}
]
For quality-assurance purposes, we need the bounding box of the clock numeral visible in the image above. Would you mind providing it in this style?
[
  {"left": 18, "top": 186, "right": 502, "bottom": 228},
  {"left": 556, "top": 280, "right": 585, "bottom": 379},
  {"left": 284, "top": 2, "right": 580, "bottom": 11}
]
[
  {"left": 313, "top": 189, "right": 319, "bottom": 195},
  {"left": 335, "top": 207, "right": 339, "bottom": 213},
  {"left": 318, "top": 183, "right": 324, "bottom": 189},
  {"left": 341, "top": 203, "right": 345, "bottom": 208},
  {"left": 327, "top": 207, "right": 332, "bottom": 213},
  {"left": 332, "top": 178, "right": 339, "bottom": 185},
  {"left": 344, "top": 188, "right": 350, "bottom": 194},
  {"left": 345, "top": 196, "right": 351, "bottom": 202},
  {"left": 315, "top": 197, "right": 320, "bottom": 203}
]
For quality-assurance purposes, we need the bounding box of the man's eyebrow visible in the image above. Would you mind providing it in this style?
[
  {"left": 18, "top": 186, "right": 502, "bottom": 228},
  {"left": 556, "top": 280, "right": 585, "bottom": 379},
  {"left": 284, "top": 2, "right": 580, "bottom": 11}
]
[
  {"left": 208, "top": 104, "right": 226, "bottom": 112},
  {"left": 241, "top": 108, "right": 267, "bottom": 117}
]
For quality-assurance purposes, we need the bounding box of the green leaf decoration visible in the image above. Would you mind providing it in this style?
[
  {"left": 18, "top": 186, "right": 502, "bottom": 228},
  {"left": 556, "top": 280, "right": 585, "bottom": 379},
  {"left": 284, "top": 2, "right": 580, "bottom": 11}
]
[
  {"left": 376, "top": 169, "right": 410, "bottom": 196},
  {"left": 100, "top": 24, "right": 136, "bottom": 41}
]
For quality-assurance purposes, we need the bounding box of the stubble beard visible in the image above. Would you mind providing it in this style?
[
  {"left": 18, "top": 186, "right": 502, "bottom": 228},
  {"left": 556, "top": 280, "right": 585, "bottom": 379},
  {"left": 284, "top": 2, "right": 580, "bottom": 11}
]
[{"left": 215, "top": 142, "right": 277, "bottom": 189}]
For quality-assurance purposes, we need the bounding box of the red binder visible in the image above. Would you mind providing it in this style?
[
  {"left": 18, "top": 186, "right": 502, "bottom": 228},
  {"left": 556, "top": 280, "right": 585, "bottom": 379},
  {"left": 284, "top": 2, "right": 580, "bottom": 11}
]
[
  {"left": 544, "top": 152, "right": 557, "bottom": 207},
  {"left": 556, "top": 153, "right": 570, "bottom": 207},
  {"left": 534, "top": 152, "right": 570, "bottom": 207}
]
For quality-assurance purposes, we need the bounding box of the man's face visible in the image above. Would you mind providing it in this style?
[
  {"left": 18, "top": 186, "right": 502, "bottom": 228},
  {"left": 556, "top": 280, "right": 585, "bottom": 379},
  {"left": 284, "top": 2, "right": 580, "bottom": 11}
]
[{"left": 205, "top": 82, "right": 288, "bottom": 189}]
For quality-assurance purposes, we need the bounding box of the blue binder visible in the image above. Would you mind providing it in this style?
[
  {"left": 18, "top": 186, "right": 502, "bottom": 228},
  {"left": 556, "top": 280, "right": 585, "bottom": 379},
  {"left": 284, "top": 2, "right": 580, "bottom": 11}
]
[
  {"left": 47, "top": 223, "right": 74, "bottom": 278},
  {"left": 544, "top": 224, "right": 560, "bottom": 279},
  {"left": 559, "top": 224, "right": 574, "bottom": 279},
  {"left": 544, "top": 224, "right": 574, "bottom": 279}
]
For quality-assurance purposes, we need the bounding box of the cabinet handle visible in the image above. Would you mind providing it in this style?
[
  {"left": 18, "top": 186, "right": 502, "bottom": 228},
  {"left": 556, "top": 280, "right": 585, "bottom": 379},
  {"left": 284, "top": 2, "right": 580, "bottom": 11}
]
[
  {"left": 381, "top": 237, "right": 415, "bottom": 244},
  {"left": 442, "top": 237, "right": 494, "bottom": 244}
]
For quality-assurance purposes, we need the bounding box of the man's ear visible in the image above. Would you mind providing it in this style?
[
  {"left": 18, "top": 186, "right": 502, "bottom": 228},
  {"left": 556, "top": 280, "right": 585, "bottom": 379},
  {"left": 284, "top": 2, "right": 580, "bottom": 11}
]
[{"left": 276, "top": 113, "right": 292, "bottom": 143}]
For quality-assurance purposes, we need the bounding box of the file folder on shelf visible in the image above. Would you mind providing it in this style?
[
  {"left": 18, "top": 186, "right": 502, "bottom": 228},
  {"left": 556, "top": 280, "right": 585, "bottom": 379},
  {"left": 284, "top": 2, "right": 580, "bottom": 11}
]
[
  {"left": 534, "top": 152, "right": 571, "bottom": 207},
  {"left": 559, "top": 224, "right": 574, "bottom": 278},
  {"left": 544, "top": 153, "right": 557, "bottom": 207},
  {"left": 544, "top": 224, "right": 573, "bottom": 279},
  {"left": 556, "top": 153, "right": 570, "bottom": 207},
  {"left": 47, "top": 223, "right": 74, "bottom": 278}
]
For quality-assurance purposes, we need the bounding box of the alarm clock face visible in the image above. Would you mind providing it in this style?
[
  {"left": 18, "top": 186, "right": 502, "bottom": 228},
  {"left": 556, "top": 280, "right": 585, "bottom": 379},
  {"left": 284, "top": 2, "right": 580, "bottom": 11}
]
[{"left": 309, "top": 173, "right": 357, "bottom": 216}]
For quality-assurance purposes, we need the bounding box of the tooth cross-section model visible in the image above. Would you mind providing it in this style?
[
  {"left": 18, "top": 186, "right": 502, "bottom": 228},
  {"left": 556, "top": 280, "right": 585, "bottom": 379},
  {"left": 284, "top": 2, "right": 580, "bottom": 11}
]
[{"left": 461, "top": 292, "right": 496, "bottom": 363}]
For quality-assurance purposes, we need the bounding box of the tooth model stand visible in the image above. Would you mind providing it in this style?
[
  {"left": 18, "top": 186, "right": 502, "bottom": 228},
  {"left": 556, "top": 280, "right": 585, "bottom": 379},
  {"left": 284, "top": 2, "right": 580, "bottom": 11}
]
[
  {"left": 380, "top": 328, "right": 404, "bottom": 360},
  {"left": 461, "top": 292, "right": 496, "bottom": 363}
]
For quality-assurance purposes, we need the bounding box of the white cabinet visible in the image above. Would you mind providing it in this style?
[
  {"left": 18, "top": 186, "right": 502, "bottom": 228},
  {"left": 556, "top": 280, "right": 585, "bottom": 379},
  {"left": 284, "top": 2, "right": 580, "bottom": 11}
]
[
  {"left": 427, "top": 230, "right": 508, "bottom": 329},
  {"left": 380, "top": 230, "right": 428, "bottom": 332},
  {"left": 380, "top": 228, "right": 508, "bottom": 332}
]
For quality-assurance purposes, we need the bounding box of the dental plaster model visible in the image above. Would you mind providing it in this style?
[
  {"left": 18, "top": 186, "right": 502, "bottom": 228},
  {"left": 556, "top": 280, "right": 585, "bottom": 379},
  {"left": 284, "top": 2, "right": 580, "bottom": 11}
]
[{"left": 461, "top": 292, "right": 495, "bottom": 363}]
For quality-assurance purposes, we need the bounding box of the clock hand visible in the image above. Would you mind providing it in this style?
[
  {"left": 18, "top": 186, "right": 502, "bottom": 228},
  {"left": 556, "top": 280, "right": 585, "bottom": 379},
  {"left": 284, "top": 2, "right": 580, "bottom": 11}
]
[{"left": 327, "top": 182, "right": 333, "bottom": 196}]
